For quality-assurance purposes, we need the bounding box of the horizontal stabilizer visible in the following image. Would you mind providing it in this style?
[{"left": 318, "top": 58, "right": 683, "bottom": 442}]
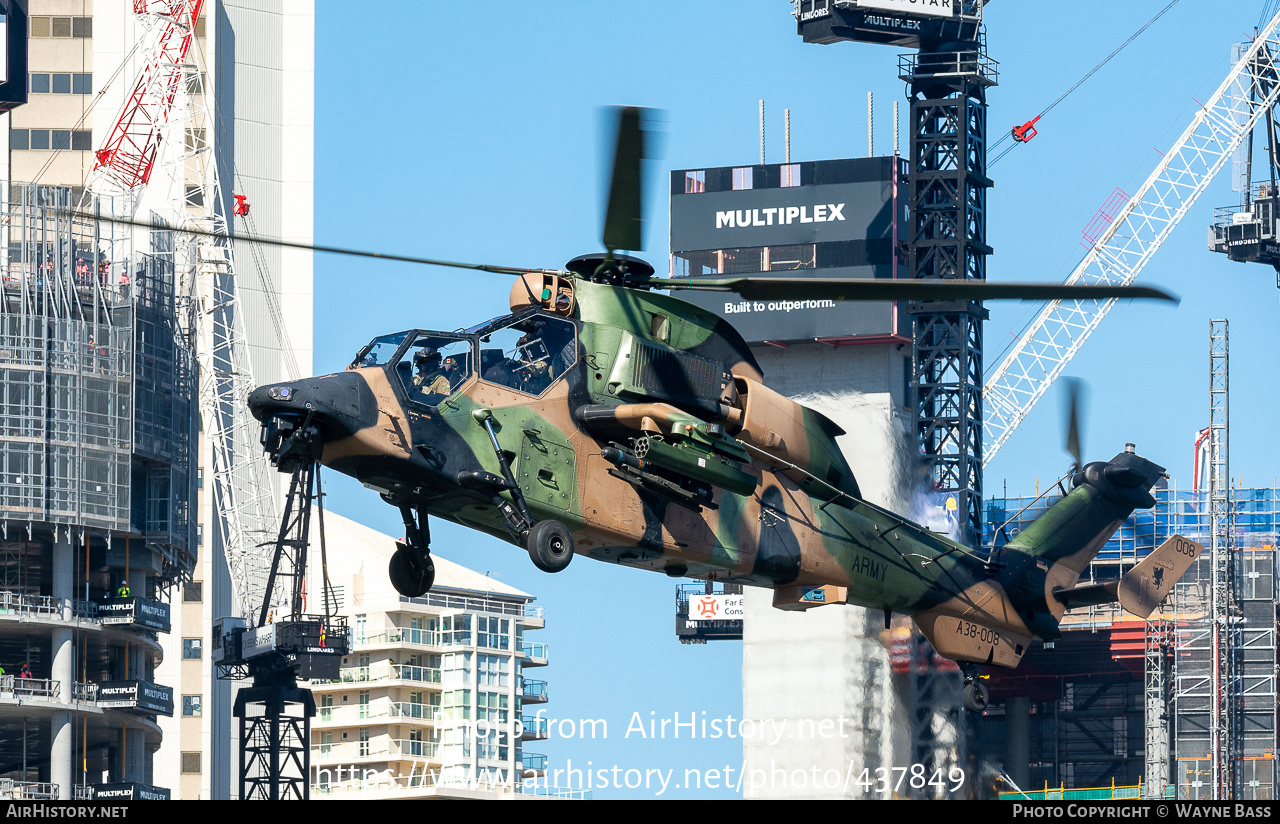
[
  {"left": 1117, "top": 534, "right": 1203, "bottom": 618},
  {"left": 1053, "top": 581, "right": 1119, "bottom": 610}
]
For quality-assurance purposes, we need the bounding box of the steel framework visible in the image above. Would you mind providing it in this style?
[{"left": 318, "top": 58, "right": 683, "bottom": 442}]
[
  {"left": 984, "top": 14, "right": 1280, "bottom": 464},
  {"left": 901, "top": 46, "right": 996, "bottom": 548},
  {"left": 89, "top": 0, "right": 280, "bottom": 622},
  {"left": 1207, "top": 319, "right": 1236, "bottom": 798},
  {"left": 92, "top": 0, "right": 205, "bottom": 196}
]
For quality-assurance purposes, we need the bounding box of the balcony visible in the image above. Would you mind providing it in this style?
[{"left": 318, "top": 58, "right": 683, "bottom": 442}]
[
  {"left": 520, "top": 678, "right": 548, "bottom": 704},
  {"left": 332, "top": 662, "right": 442, "bottom": 686},
  {"left": 390, "top": 702, "right": 440, "bottom": 722},
  {"left": 0, "top": 591, "right": 98, "bottom": 623},
  {"left": 521, "top": 752, "right": 547, "bottom": 777},
  {"left": 313, "top": 736, "right": 440, "bottom": 764},
  {"left": 0, "top": 779, "right": 57, "bottom": 799},
  {"left": 519, "top": 640, "right": 549, "bottom": 667},
  {"left": 390, "top": 738, "right": 439, "bottom": 759},
  {"left": 399, "top": 591, "right": 543, "bottom": 624},
  {"left": 1, "top": 676, "right": 59, "bottom": 701},
  {"left": 355, "top": 627, "right": 442, "bottom": 649},
  {"left": 521, "top": 714, "right": 548, "bottom": 741}
]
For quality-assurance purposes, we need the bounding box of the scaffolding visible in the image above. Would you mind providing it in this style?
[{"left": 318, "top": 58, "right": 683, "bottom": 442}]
[
  {"left": 983, "top": 485, "right": 1280, "bottom": 798},
  {"left": 0, "top": 183, "right": 195, "bottom": 578}
]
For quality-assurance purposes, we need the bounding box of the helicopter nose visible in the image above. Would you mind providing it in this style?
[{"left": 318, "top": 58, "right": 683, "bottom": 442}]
[{"left": 247, "top": 371, "right": 378, "bottom": 445}]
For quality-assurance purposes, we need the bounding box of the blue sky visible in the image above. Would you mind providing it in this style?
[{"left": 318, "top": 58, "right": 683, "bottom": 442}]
[{"left": 312, "top": 1, "right": 1280, "bottom": 798}]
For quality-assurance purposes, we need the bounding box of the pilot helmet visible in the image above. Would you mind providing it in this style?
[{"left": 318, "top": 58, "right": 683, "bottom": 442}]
[{"left": 413, "top": 347, "right": 440, "bottom": 369}]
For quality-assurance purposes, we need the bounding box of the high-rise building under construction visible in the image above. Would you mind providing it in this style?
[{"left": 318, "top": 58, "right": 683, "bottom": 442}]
[{"left": 0, "top": 0, "right": 314, "bottom": 800}]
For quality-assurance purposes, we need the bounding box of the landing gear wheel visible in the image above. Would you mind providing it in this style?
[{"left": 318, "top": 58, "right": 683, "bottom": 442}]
[
  {"left": 962, "top": 680, "right": 989, "bottom": 713},
  {"left": 527, "top": 520, "right": 574, "bottom": 573},
  {"left": 389, "top": 545, "right": 435, "bottom": 597}
]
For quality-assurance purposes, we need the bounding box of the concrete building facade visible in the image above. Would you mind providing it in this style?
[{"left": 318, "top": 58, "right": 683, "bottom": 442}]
[{"left": 305, "top": 512, "right": 555, "bottom": 800}]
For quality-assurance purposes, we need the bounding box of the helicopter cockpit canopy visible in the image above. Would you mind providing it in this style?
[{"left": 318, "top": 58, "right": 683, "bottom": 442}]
[
  {"left": 353, "top": 331, "right": 474, "bottom": 408},
  {"left": 352, "top": 311, "right": 578, "bottom": 405},
  {"left": 475, "top": 312, "right": 577, "bottom": 397}
]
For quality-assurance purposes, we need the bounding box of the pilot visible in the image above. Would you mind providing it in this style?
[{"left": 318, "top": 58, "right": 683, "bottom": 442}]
[
  {"left": 541, "top": 322, "right": 576, "bottom": 379},
  {"left": 413, "top": 347, "right": 452, "bottom": 397},
  {"left": 517, "top": 321, "right": 576, "bottom": 389},
  {"left": 514, "top": 328, "right": 553, "bottom": 393}
]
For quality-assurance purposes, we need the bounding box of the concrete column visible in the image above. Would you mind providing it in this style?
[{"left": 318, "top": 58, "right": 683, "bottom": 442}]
[
  {"left": 743, "top": 343, "right": 915, "bottom": 799},
  {"left": 51, "top": 533, "right": 74, "bottom": 799},
  {"left": 1005, "top": 695, "right": 1031, "bottom": 791},
  {"left": 124, "top": 727, "right": 145, "bottom": 782}
]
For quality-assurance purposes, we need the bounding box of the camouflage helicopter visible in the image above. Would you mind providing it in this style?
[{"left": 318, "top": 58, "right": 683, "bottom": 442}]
[{"left": 246, "top": 108, "right": 1200, "bottom": 711}]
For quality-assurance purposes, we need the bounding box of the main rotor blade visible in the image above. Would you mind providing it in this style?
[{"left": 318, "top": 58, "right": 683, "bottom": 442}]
[
  {"left": 54, "top": 209, "right": 561, "bottom": 277},
  {"left": 657, "top": 276, "right": 1180, "bottom": 304},
  {"left": 601, "top": 106, "right": 648, "bottom": 254}
]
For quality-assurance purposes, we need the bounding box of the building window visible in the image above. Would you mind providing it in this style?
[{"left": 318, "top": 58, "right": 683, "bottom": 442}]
[
  {"left": 442, "top": 689, "right": 471, "bottom": 721},
  {"left": 442, "top": 652, "right": 471, "bottom": 687},
  {"left": 11, "top": 129, "right": 93, "bottom": 151},
  {"left": 25, "top": 72, "right": 94, "bottom": 95},
  {"left": 477, "top": 616, "right": 510, "bottom": 650},
  {"left": 183, "top": 582, "right": 202, "bottom": 602},
  {"left": 182, "top": 695, "right": 202, "bottom": 717},
  {"left": 684, "top": 170, "right": 705, "bottom": 194},
  {"left": 357, "top": 728, "right": 370, "bottom": 757},
  {"left": 184, "top": 128, "right": 206, "bottom": 152},
  {"left": 181, "top": 752, "right": 201, "bottom": 774},
  {"left": 358, "top": 690, "right": 370, "bottom": 719},
  {"left": 478, "top": 654, "right": 509, "bottom": 688},
  {"left": 29, "top": 16, "right": 92, "bottom": 38},
  {"left": 732, "top": 167, "right": 753, "bottom": 191},
  {"left": 183, "top": 638, "right": 202, "bottom": 659},
  {"left": 441, "top": 614, "right": 471, "bottom": 646},
  {"left": 781, "top": 163, "right": 800, "bottom": 187}
]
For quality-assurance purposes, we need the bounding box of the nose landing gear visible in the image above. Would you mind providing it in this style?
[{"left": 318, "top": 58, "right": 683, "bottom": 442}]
[
  {"left": 389, "top": 502, "right": 434, "bottom": 598},
  {"left": 527, "top": 519, "right": 574, "bottom": 573}
]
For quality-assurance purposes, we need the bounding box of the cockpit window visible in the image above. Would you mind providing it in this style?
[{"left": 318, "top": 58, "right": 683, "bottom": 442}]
[
  {"left": 353, "top": 332, "right": 410, "bottom": 368},
  {"left": 478, "top": 314, "right": 577, "bottom": 396},
  {"left": 396, "top": 333, "right": 474, "bottom": 407}
]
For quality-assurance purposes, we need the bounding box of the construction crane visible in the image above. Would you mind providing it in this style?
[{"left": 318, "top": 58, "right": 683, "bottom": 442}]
[
  {"left": 89, "top": 0, "right": 337, "bottom": 799},
  {"left": 88, "top": 0, "right": 287, "bottom": 624},
  {"left": 983, "top": 12, "right": 1280, "bottom": 464}
]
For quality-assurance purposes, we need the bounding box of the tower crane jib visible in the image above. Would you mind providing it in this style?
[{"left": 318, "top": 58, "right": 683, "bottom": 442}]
[{"left": 983, "top": 12, "right": 1280, "bottom": 465}]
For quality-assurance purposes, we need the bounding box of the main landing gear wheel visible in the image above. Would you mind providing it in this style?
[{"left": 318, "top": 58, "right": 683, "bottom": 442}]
[
  {"left": 962, "top": 677, "right": 989, "bottom": 713},
  {"left": 527, "top": 520, "right": 574, "bottom": 573},
  {"left": 389, "top": 543, "right": 435, "bottom": 597}
]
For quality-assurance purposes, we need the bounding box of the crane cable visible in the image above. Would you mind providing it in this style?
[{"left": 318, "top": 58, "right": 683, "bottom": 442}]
[{"left": 990, "top": 0, "right": 1186, "bottom": 167}]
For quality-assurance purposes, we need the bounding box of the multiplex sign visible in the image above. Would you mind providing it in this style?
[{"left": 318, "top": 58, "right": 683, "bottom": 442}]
[
  {"left": 715, "top": 203, "right": 845, "bottom": 229},
  {"left": 689, "top": 594, "right": 744, "bottom": 623},
  {"left": 858, "top": 0, "right": 955, "bottom": 18},
  {"left": 671, "top": 181, "right": 886, "bottom": 249}
]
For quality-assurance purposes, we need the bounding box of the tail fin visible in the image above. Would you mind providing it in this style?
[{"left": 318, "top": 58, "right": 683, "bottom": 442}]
[{"left": 1116, "top": 534, "right": 1204, "bottom": 618}]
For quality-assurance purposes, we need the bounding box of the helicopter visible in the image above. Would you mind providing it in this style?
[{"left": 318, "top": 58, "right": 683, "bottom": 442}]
[{"left": 245, "top": 107, "right": 1200, "bottom": 711}]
